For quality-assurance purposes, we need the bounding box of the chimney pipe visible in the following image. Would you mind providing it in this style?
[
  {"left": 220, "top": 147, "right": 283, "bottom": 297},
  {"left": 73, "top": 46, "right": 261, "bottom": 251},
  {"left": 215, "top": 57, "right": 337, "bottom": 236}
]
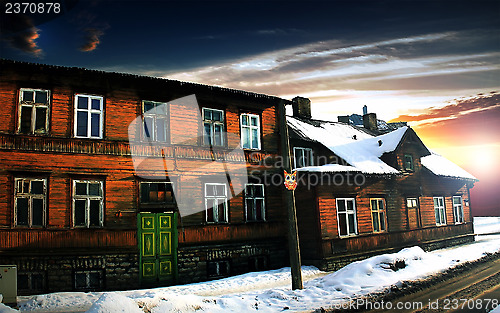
[
  {"left": 292, "top": 97, "right": 312, "bottom": 119},
  {"left": 363, "top": 113, "right": 377, "bottom": 131},
  {"left": 363, "top": 105, "right": 368, "bottom": 115}
]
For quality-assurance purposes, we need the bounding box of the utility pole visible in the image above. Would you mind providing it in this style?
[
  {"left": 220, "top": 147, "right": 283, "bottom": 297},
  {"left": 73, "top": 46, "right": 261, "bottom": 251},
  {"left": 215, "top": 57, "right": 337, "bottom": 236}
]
[{"left": 278, "top": 100, "right": 303, "bottom": 290}]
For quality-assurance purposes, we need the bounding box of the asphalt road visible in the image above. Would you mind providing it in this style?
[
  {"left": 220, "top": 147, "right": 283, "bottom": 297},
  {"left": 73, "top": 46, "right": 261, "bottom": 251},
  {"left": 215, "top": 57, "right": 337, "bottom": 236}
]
[{"left": 359, "top": 256, "right": 500, "bottom": 313}]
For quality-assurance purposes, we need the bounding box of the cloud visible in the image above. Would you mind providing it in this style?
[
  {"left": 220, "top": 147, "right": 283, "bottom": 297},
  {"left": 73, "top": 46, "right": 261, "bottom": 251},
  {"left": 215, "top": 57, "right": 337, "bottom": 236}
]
[
  {"left": 79, "top": 28, "right": 105, "bottom": 52},
  {"left": 391, "top": 92, "right": 500, "bottom": 123},
  {"left": 0, "top": 15, "right": 43, "bottom": 57}
]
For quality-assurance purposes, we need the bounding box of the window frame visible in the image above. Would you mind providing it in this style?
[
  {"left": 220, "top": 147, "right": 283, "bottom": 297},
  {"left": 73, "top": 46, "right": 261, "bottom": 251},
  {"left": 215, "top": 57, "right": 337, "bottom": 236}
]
[
  {"left": 14, "top": 177, "right": 47, "bottom": 228},
  {"left": 17, "top": 88, "right": 51, "bottom": 135},
  {"left": 204, "top": 183, "right": 228, "bottom": 224},
  {"left": 453, "top": 196, "right": 464, "bottom": 224},
  {"left": 240, "top": 113, "right": 261, "bottom": 150},
  {"left": 72, "top": 180, "right": 104, "bottom": 228},
  {"left": 336, "top": 198, "right": 358, "bottom": 237},
  {"left": 74, "top": 94, "right": 104, "bottom": 139},
  {"left": 433, "top": 196, "right": 447, "bottom": 226},
  {"left": 207, "top": 260, "right": 230, "bottom": 278},
  {"left": 293, "top": 147, "right": 314, "bottom": 169},
  {"left": 244, "top": 183, "right": 266, "bottom": 222},
  {"left": 18, "top": 271, "right": 46, "bottom": 294},
  {"left": 370, "top": 198, "right": 387, "bottom": 233},
  {"left": 202, "top": 107, "right": 225, "bottom": 147},
  {"left": 142, "top": 100, "right": 169, "bottom": 143},
  {"left": 74, "top": 270, "right": 103, "bottom": 291},
  {"left": 406, "top": 197, "right": 421, "bottom": 228},
  {"left": 403, "top": 154, "right": 414, "bottom": 171},
  {"left": 139, "top": 181, "right": 176, "bottom": 206}
]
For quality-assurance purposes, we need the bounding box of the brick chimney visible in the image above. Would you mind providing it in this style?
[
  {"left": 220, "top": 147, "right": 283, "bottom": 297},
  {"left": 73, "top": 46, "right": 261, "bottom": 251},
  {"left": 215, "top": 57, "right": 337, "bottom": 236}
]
[
  {"left": 338, "top": 115, "right": 350, "bottom": 124},
  {"left": 363, "top": 113, "right": 377, "bottom": 131},
  {"left": 292, "top": 97, "right": 311, "bottom": 119}
]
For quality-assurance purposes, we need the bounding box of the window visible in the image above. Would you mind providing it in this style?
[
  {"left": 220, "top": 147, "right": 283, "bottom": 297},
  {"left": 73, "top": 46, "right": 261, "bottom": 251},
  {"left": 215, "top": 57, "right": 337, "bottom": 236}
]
[
  {"left": 293, "top": 147, "right": 313, "bottom": 169},
  {"left": 205, "top": 183, "right": 228, "bottom": 223},
  {"left": 74, "top": 94, "right": 103, "bottom": 139},
  {"left": 73, "top": 180, "right": 103, "bottom": 228},
  {"left": 140, "top": 182, "right": 175, "bottom": 205},
  {"left": 433, "top": 197, "right": 446, "bottom": 226},
  {"left": 403, "top": 154, "right": 414, "bottom": 171},
  {"left": 336, "top": 198, "right": 357, "bottom": 236},
  {"left": 240, "top": 113, "right": 260, "bottom": 150},
  {"left": 370, "top": 198, "right": 387, "bottom": 232},
  {"left": 14, "top": 178, "right": 46, "bottom": 227},
  {"left": 142, "top": 100, "right": 168, "bottom": 142},
  {"left": 453, "top": 196, "right": 464, "bottom": 224},
  {"left": 248, "top": 256, "right": 269, "bottom": 272},
  {"left": 74, "top": 270, "right": 102, "bottom": 290},
  {"left": 207, "top": 260, "right": 230, "bottom": 278},
  {"left": 18, "top": 272, "right": 46, "bottom": 294},
  {"left": 18, "top": 88, "right": 50, "bottom": 134},
  {"left": 203, "top": 108, "right": 224, "bottom": 146},
  {"left": 407, "top": 198, "right": 421, "bottom": 229},
  {"left": 245, "top": 184, "right": 265, "bottom": 222}
]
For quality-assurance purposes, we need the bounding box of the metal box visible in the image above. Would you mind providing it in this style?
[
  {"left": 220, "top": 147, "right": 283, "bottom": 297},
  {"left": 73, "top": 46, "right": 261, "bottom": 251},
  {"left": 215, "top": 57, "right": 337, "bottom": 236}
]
[{"left": 0, "top": 265, "right": 17, "bottom": 304}]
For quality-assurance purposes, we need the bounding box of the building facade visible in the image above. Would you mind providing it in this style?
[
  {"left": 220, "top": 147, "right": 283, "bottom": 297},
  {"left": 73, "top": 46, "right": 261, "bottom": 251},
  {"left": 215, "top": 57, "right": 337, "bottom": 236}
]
[
  {"left": 0, "top": 60, "right": 287, "bottom": 294},
  {"left": 287, "top": 98, "right": 477, "bottom": 271}
]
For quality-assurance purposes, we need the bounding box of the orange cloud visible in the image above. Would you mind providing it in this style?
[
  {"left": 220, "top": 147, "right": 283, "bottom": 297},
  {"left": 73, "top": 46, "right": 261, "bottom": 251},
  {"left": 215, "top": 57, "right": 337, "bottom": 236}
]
[
  {"left": 79, "top": 28, "right": 104, "bottom": 52},
  {"left": 1, "top": 15, "right": 43, "bottom": 57},
  {"left": 390, "top": 92, "right": 500, "bottom": 123}
]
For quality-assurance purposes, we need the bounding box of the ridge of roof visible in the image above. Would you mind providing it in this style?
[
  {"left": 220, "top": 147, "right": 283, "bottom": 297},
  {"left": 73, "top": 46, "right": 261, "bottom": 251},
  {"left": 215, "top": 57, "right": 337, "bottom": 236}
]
[{"left": 1, "top": 59, "right": 286, "bottom": 102}]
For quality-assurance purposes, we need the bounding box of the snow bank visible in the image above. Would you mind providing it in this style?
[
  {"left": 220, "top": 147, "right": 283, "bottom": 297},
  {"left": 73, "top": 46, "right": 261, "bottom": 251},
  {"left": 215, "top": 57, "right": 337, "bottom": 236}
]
[
  {"left": 0, "top": 303, "right": 18, "bottom": 313},
  {"left": 17, "top": 218, "right": 500, "bottom": 313},
  {"left": 85, "top": 293, "right": 142, "bottom": 313}
]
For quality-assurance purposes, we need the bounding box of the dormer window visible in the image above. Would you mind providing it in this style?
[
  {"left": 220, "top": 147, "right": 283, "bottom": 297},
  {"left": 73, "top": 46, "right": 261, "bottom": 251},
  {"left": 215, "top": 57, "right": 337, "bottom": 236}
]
[{"left": 404, "top": 154, "right": 414, "bottom": 171}]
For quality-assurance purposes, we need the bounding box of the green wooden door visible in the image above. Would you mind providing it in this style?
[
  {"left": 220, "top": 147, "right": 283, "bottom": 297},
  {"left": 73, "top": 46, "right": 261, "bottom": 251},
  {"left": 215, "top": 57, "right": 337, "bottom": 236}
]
[{"left": 138, "top": 212, "right": 178, "bottom": 285}]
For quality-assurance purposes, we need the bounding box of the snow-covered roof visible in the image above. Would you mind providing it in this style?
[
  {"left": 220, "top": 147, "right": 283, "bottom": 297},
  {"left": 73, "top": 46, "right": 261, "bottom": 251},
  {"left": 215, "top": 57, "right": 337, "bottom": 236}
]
[
  {"left": 287, "top": 116, "right": 406, "bottom": 174},
  {"left": 421, "top": 152, "right": 477, "bottom": 180},
  {"left": 296, "top": 164, "right": 361, "bottom": 173}
]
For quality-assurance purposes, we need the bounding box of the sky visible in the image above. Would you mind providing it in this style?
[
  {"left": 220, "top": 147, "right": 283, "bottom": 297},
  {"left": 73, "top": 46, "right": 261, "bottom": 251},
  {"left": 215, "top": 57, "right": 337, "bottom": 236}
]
[{"left": 1, "top": 0, "right": 499, "bottom": 214}]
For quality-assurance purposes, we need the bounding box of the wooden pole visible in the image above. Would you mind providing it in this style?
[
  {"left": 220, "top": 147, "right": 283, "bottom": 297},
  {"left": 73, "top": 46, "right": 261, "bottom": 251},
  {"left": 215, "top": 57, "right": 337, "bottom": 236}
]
[{"left": 278, "top": 100, "right": 303, "bottom": 290}]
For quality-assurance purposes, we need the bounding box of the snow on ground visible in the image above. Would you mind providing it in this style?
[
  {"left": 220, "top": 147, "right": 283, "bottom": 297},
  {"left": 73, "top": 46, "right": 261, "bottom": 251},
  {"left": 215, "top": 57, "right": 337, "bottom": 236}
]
[{"left": 15, "top": 217, "right": 500, "bottom": 313}]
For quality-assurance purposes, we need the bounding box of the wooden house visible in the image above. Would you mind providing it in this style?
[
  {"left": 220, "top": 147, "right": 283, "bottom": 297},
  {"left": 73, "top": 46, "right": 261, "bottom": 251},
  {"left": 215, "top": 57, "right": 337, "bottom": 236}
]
[
  {"left": 0, "top": 60, "right": 288, "bottom": 294},
  {"left": 287, "top": 97, "right": 477, "bottom": 271}
]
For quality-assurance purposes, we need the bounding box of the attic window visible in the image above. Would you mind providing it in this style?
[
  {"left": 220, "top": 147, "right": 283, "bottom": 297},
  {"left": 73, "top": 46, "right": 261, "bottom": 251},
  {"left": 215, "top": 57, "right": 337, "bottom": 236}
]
[{"left": 404, "top": 154, "right": 414, "bottom": 171}]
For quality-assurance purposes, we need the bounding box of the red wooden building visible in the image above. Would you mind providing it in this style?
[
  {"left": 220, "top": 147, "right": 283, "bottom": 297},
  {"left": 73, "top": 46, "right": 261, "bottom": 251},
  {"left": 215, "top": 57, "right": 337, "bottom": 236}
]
[
  {"left": 0, "top": 60, "right": 477, "bottom": 295},
  {"left": 0, "top": 60, "right": 288, "bottom": 294},
  {"left": 287, "top": 98, "right": 477, "bottom": 270}
]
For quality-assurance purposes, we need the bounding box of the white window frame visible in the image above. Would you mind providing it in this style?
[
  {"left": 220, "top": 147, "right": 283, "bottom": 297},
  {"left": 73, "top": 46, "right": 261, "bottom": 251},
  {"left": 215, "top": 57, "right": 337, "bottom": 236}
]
[
  {"left": 72, "top": 180, "right": 104, "bottom": 228},
  {"left": 14, "top": 178, "right": 47, "bottom": 227},
  {"left": 370, "top": 198, "right": 387, "bottom": 233},
  {"left": 142, "top": 100, "right": 169, "bottom": 142},
  {"left": 336, "top": 198, "right": 358, "bottom": 237},
  {"left": 293, "top": 147, "right": 314, "bottom": 169},
  {"left": 453, "top": 196, "right": 464, "bottom": 224},
  {"left": 205, "top": 183, "right": 228, "bottom": 223},
  {"left": 74, "top": 94, "right": 104, "bottom": 139},
  {"left": 18, "top": 88, "right": 50, "bottom": 135},
  {"left": 202, "top": 108, "right": 225, "bottom": 147},
  {"left": 240, "top": 113, "right": 261, "bottom": 150},
  {"left": 433, "top": 196, "right": 446, "bottom": 226},
  {"left": 245, "top": 184, "right": 265, "bottom": 222}
]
